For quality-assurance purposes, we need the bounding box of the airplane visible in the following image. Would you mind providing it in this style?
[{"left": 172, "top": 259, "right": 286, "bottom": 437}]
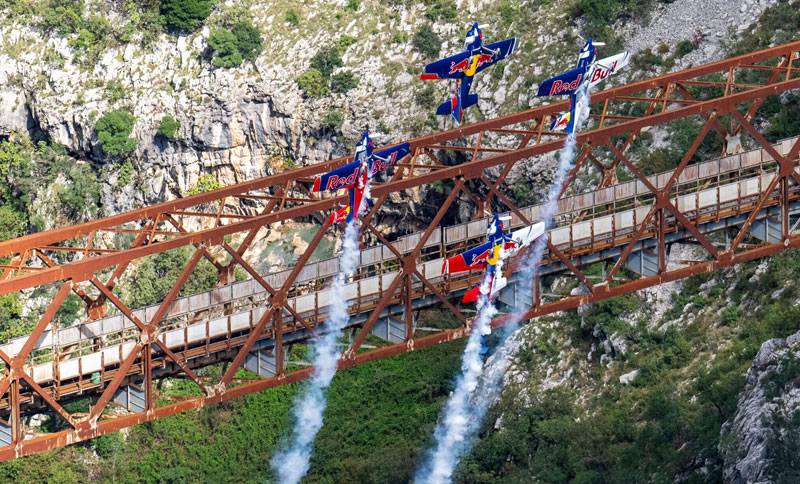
[
  {"left": 536, "top": 38, "right": 630, "bottom": 135},
  {"left": 442, "top": 214, "right": 545, "bottom": 311},
  {"left": 420, "top": 22, "right": 517, "bottom": 124},
  {"left": 312, "top": 131, "right": 410, "bottom": 225}
]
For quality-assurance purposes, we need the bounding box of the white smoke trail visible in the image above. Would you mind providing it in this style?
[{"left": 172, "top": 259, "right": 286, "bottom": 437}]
[
  {"left": 469, "top": 83, "right": 594, "bottom": 410},
  {"left": 413, "top": 242, "right": 513, "bottom": 483},
  {"left": 415, "top": 84, "right": 594, "bottom": 483},
  {"left": 271, "top": 221, "right": 360, "bottom": 484},
  {"left": 522, "top": 81, "right": 592, "bottom": 291},
  {"left": 414, "top": 295, "right": 498, "bottom": 484}
]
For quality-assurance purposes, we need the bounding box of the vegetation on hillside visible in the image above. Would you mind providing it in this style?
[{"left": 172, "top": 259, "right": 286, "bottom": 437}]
[
  {"left": 0, "top": 136, "right": 101, "bottom": 232},
  {"left": 207, "top": 14, "right": 263, "bottom": 68},
  {"left": 156, "top": 114, "right": 180, "bottom": 140},
  {"left": 460, "top": 250, "right": 800, "bottom": 482},
  {"left": 297, "top": 41, "right": 359, "bottom": 97},
  {"left": 412, "top": 24, "right": 442, "bottom": 59},
  {"left": 159, "top": 0, "right": 215, "bottom": 32},
  {"left": 95, "top": 109, "right": 137, "bottom": 158},
  {"left": 0, "top": 340, "right": 464, "bottom": 483}
]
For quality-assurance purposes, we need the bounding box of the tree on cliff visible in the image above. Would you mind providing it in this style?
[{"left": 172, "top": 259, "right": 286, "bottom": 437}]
[{"left": 160, "top": 0, "right": 216, "bottom": 32}]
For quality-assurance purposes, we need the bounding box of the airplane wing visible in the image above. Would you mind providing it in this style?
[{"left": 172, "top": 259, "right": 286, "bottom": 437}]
[
  {"left": 474, "top": 37, "right": 517, "bottom": 75},
  {"left": 420, "top": 50, "right": 470, "bottom": 80},
  {"left": 370, "top": 143, "right": 411, "bottom": 176},
  {"left": 509, "top": 222, "right": 546, "bottom": 252},
  {"left": 588, "top": 52, "right": 629, "bottom": 88},
  {"left": 312, "top": 159, "right": 361, "bottom": 193},
  {"left": 442, "top": 240, "right": 493, "bottom": 274},
  {"left": 536, "top": 66, "right": 585, "bottom": 97}
]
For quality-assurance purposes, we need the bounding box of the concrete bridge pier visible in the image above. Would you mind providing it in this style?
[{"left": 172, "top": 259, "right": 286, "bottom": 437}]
[
  {"left": 243, "top": 340, "right": 288, "bottom": 378},
  {"left": 371, "top": 317, "right": 407, "bottom": 343},
  {"left": 113, "top": 382, "right": 147, "bottom": 413}
]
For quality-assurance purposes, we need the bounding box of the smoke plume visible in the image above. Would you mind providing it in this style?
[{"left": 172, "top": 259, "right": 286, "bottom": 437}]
[{"left": 271, "top": 221, "right": 360, "bottom": 484}]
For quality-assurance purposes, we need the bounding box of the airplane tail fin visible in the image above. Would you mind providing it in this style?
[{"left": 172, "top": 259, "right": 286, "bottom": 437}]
[
  {"left": 462, "top": 286, "right": 481, "bottom": 304},
  {"left": 436, "top": 93, "right": 478, "bottom": 124},
  {"left": 328, "top": 205, "right": 350, "bottom": 225},
  {"left": 436, "top": 95, "right": 461, "bottom": 124},
  {"left": 550, "top": 111, "right": 571, "bottom": 132}
]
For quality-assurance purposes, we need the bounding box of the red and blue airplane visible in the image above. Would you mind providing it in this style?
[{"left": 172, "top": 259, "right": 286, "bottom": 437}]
[
  {"left": 443, "top": 214, "right": 545, "bottom": 307},
  {"left": 536, "top": 38, "right": 629, "bottom": 135},
  {"left": 420, "top": 23, "right": 517, "bottom": 124},
  {"left": 312, "top": 131, "right": 410, "bottom": 225}
]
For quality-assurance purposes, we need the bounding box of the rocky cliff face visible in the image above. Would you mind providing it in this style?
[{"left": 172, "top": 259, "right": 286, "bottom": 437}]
[
  {"left": 0, "top": 0, "right": 781, "bottom": 224},
  {"left": 721, "top": 330, "right": 800, "bottom": 483}
]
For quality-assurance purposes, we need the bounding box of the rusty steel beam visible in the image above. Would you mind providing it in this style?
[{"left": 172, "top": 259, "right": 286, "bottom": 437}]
[{"left": 7, "top": 228, "right": 800, "bottom": 460}]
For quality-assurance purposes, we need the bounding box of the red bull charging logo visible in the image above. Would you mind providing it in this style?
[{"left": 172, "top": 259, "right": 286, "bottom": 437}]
[{"left": 449, "top": 53, "right": 494, "bottom": 75}]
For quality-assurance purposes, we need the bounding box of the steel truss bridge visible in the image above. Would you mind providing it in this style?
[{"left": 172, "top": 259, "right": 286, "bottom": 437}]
[{"left": 0, "top": 41, "right": 798, "bottom": 459}]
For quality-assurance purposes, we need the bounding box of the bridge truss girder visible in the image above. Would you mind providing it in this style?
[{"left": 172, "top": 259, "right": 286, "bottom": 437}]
[{"left": 0, "top": 41, "right": 797, "bottom": 460}]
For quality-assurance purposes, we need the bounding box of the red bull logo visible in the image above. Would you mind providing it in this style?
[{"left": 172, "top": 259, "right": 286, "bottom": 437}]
[
  {"left": 369, "top": 151, "right": 399, "bottom": 175},
  {"left": 549, "top": 74, "right": 583, "bottom": 95},
  {"left": 449, "top": 53, "right": 494, "bottom": 75},
  {"left": 551, "top": 112, "right": 570, "bottom": 131},
  {"left": 324, "top": 169, "right": 359, "bottom": 191},
  {"left": 590, "top": 60, "right": 618, "bottom": 83},
  {"left": 329, "top": 205, "right": 350, "bottom": 224}
]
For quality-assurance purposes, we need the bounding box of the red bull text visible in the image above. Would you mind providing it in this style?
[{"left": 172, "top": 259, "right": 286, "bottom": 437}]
[{"left": 549, "top": 73, "right": 583, "bottom": 95}]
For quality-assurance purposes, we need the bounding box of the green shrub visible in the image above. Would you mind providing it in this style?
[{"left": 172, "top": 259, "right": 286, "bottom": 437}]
[
  {"left": 160, "top": 0, "right": 216, "bottom": 32},
  {"left": 310, "top": 47, "right": 343, "bottom": 78},
  {"left": 321, "top": 109, "right": 344, "bottom": 132},
  {"left": 38, "top": 0, "right": 84, "bottom": 36},
  {"left": 157, "top": 114, "right": 180, "bottom": 140},
  {"left": 345, "top": 0, "right": 360, "bottom": 11},
  {"left": 57, "top": 162, "right": 101, "bottom": 220},
  {"left": 231, "top": 20, "right": 263, "bottom": 60},
  {"left": 674, "top": 39, "right": 696, "bottom": 58},
  {"left": 336, "top": 34, "right": 356, "bottom": 52},
  {"left": 297, "top": 68, "right": 329, "bottom": 97},
  {"left": 0, "top": 205, "right": 25, "bottom": 241},
  {"left": 208, "top": 28, "right": 242, "bottom": 67},
  {"left": 207, "top": 20, "right": 263, "bottom": 68},
  {"left": 95, "top": 109, "right": 137, "bottom": 157},
  {"left": 123, "top": 0, "right": 163, "bottom": 46},
  {"left": 104, "top": 80, "right": 126, "bottom": 103},
  {"left": 0, "top": 292, "right": 30, "bottom": 342},
  {"left": 330, "top": 70, "right": 358, "bottom": 93},
  {"left": 632, "top": 48, "right": 666, "bottom": 71},
  {"left": 117, "top": 159, "right": 134, "bottom": 186},
  {"left": 498, "top": 0, "right": 519, "bottom": 26},
  {"left": 68, "top": 15, "right": 112, "bottom": 64},
  {"left": 0, "top": 138, "right": 33, "bottom": 213},
  {"left": 285, "top": 8, "right": 299, "bottom": 26},
  {"left": 187, "top": 173, "right": 220, "bottom": 196},
  {"left": 92, "top": 433, "right": 124, "bottom": 459},
  {"left": 412, "top": 24, "right": 441, "bottom": 59}
]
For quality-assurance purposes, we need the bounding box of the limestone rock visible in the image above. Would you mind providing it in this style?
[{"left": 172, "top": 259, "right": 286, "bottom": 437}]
[{"left": 720, "top": 330, "right": 800, "bottom": 482}]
